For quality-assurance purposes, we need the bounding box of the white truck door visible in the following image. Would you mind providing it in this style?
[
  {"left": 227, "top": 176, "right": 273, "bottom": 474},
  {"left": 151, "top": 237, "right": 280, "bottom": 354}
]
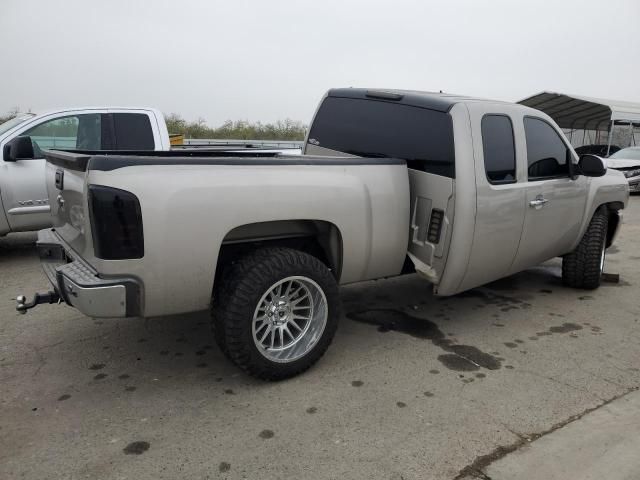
[
  {"left": 509, "top": 116, "right": 588, "bottom": 273},
  {"left": 0, "top": 112, "right": 102, "bottom": 232}
]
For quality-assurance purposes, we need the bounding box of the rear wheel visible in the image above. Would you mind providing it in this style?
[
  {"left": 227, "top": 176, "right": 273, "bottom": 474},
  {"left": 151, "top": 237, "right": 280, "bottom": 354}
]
[
  {"left": 562, "top": 211, "right": 608, "bottom": 289},
  {"left": 212, "top": 248, "right": 340, "bottom": 380}
]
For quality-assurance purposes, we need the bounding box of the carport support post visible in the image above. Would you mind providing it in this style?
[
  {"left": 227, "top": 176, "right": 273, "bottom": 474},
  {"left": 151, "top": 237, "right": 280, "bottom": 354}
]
[{"left": 606, "top": 120, "right": 614, "bottom": 156}]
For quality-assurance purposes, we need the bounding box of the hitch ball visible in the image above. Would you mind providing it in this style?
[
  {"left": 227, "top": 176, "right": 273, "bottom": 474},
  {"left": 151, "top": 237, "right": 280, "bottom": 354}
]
[{"left": 16, "top": 291, "right": 61, "bottom": 314}]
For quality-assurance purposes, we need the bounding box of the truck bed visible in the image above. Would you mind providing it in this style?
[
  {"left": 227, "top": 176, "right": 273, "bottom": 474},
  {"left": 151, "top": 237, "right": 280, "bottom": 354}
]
[{"left": 44, "top": 149, "right": 410, "bottom": 317}]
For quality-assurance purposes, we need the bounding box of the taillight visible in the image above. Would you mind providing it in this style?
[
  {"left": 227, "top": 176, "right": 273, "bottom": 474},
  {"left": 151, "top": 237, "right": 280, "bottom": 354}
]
[{"left": 88, "top": 185, "right": 144, "bottom": 259}]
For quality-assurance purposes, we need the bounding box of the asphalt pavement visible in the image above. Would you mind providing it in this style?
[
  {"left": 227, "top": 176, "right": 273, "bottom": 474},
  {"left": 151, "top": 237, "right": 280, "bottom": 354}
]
[{"left": 1, "top": 197, "right": 639, "bottom": 480}]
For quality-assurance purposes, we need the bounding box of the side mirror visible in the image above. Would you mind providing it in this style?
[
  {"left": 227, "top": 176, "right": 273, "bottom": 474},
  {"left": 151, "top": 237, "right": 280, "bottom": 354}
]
[
  {"left": 578, "top": 154, "right": 606, "bottom": 177},
  {"left": 3, "top": 136, "right": 35, "bottom": 162}
]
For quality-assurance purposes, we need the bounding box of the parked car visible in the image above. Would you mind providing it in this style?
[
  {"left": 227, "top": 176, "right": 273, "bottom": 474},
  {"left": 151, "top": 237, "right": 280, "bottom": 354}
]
[
  {"left": 0, "top": 108, "right": 171, "bottom": 237},
  {"left": 18, "top": 88, "right": 629, "bottom": 380},
  {"left": 0, "top": 108, "right": 304, "bottom": 237},
  {"left": 574, "top": 144, "right": 621, "bottom": 157},
  {"left": 604, "top": 146, "right": 640, "bottom": 193}
]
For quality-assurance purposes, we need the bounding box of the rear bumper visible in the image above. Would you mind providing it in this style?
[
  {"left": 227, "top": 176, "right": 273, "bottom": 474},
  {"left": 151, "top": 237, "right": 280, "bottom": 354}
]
[{"left": 37, "top": 229, "right": 141, "bottom": 318}]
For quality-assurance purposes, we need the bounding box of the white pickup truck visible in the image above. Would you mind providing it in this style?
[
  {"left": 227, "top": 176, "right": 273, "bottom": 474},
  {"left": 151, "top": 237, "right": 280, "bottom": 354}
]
[
  {"left": 0, "top": 107, "right": 170, "bottom": 236},
  {"left": 19, "top": 89, "right": 629, "bottom": 380}
]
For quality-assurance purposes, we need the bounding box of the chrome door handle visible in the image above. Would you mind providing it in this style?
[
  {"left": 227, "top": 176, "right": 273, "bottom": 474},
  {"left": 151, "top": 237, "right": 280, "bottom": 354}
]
[{"left": 529, "top": 196, "right": 549, "bottom": 209}]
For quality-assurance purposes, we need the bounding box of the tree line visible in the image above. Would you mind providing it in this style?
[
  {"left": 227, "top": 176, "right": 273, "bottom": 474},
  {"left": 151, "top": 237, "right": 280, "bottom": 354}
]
[{"left": 164, "top": 114, "right": 307, "bottom": 140}]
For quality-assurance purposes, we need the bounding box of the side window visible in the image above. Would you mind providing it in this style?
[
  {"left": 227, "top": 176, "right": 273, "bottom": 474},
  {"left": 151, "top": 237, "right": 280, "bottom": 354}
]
[
  {"left": 481, "top": 115, "right": 516, "bottom": 184},
  {"left": 113, "top": 113, "right": 154, "bottom": 150},
  {"left": 524, "top": 117, "right": 570, "bottom": 180},
  {"left": 22, "top": 114, "right": 102, "bottom": 155}
]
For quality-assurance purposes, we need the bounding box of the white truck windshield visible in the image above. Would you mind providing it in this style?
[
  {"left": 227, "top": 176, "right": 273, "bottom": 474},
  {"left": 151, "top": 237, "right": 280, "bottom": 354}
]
[{"left": 0, "top": 114, "right": 35, "bottom": 137}]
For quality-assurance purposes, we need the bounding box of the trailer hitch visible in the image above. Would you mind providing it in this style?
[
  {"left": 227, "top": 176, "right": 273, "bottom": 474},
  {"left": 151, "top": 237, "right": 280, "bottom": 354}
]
[{"left": 16, "top": 291, "right": 61, "bottom": 314}]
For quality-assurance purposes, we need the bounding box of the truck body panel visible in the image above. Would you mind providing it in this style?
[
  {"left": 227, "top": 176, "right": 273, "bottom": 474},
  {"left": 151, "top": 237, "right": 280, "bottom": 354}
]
[{"left": 45, "top": 153, "right": 409, "bottom": 317}]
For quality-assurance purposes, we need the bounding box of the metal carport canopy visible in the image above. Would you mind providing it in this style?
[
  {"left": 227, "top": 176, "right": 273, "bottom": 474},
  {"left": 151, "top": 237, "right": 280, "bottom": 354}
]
[{"left": 518, "top": 91, "right": 640, "bottom": 131}]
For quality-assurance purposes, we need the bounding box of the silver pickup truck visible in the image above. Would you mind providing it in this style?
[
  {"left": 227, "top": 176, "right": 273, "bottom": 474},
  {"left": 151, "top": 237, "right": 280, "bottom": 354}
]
[{"left": 18, "top": 88, "right": 629, "bottom": 380}]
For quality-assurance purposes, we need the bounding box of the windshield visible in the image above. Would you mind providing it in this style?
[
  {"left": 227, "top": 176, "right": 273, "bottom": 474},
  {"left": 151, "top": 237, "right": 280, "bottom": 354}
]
[
  {"left": 609, "top": 147, "right": 640, "bottom": 161},
  {"left": 0, "top": 114, "right": 35, "bottom": 137}
]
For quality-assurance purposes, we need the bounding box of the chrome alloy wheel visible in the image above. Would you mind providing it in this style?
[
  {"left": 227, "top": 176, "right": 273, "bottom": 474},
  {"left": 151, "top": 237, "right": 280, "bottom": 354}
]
[{"left": 252, "top": 276, "right": 328, "bottom": 363}]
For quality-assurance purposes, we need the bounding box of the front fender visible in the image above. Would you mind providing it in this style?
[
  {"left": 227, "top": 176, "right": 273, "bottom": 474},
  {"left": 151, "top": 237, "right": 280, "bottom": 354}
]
[{"left": 570, "top": 170, "right": 629, "bottom": 251}]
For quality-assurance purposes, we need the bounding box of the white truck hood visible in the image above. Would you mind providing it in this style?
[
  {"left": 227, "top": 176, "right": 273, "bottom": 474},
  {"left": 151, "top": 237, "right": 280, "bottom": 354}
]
[{"left": 605, "top": 158, "right": 640, "bottom": 169}]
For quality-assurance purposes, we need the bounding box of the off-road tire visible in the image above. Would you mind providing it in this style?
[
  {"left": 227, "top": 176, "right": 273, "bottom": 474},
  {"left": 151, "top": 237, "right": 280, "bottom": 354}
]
[
  {"left": 562, "top": 211, "right": 608, "bottom": 289},
  {"left": 211, "top": 248, "right": 340, "bottom": 380}
]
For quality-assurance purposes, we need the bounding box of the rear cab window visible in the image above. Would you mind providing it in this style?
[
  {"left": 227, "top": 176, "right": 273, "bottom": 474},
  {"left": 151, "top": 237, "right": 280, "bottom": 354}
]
[
  {"left": 112, "top": 113, "right": 154, "bottom": 150},
  {"left": 308, "top": 96, "right": 455, "bottom": 177}
]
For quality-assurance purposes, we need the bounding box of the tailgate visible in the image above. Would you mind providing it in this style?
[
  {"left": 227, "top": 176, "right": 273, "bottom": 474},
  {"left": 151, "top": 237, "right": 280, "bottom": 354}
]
[{"left": 44, "top": 151, "right": 92, "bottom": 257}]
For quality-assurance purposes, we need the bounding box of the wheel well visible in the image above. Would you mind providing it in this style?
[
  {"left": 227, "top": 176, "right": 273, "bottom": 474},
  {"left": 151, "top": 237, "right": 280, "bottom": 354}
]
[
  {"left": 215, "top": 220, "right": 343, "bottom": 283},
  {"left": 600, "top": 202, "right": 623, "bottom": 248}
]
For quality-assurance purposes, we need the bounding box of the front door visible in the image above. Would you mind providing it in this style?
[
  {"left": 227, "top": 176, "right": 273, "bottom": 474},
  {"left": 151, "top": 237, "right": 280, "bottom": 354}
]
[
  {"left": 0, "top": 113, "right": 101, "bottom": 232},
  {"left": 510, "top": 116, "right": 587, "bottom": 273}
]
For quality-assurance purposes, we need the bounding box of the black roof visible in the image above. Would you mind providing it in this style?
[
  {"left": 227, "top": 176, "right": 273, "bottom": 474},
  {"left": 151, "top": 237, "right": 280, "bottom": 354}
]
[{"left": 327, "top": 88, "right": 469, "bottom": 112}]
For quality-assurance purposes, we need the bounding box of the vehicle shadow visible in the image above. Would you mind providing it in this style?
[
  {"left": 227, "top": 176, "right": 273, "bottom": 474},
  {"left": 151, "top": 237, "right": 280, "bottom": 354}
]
[
  {"left": 0, "top": 232, "right": 37, "bottom": 259},
  {"left": 10, "top": 258, "right": 598, "bottom": 394}
]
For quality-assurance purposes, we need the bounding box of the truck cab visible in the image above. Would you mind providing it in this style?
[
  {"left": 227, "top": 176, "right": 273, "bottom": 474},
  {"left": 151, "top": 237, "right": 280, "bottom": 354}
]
[
  {"left": 0, "top": 107, "right": 170, "bottom": 236},
  {"left": 304, "top": 88, "right": 628, "bottom": 295}
]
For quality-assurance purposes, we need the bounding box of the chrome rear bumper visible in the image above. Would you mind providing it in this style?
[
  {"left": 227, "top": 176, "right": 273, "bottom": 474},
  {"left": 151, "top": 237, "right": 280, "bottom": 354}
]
[{"left": 34, "top": 229, "right": 141, "bottom": 318}]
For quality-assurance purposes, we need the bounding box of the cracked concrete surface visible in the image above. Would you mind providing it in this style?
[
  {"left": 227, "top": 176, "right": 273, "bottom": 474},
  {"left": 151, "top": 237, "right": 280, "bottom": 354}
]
[
  {"left": 481, "top": 387, "right": 640, "bottom": 480},
  {"left": 0, "top": 197, "right": 639, "bottom": 479}
]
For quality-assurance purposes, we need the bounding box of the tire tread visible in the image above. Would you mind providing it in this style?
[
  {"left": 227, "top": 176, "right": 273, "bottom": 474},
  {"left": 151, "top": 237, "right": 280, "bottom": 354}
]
[
  {"left": 211, "top": 247, "right": 340, "bottom": 380},
  {"left": 562, "top": 212, "right": 608, "bottom": 289}
]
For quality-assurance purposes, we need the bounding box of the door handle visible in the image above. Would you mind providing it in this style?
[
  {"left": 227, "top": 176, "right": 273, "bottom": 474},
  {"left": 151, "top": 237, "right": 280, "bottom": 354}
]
[{"left": 529, "top": 195, "right": 549, "bottom": 209}]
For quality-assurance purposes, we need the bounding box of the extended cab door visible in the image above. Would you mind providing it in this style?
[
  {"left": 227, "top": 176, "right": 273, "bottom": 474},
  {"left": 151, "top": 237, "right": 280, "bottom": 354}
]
[
  {"left": 454, "top": 103, "right": 528, "bottom": 292},
  {"left": 509, "top": 116, "right": 588, "bottom": 273}
]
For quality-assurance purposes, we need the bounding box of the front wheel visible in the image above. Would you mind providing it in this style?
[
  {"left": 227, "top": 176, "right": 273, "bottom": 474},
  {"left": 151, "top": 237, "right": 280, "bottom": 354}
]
[
  {"left": 562, "top": 211, "right": 608, "bottom": 289},
  {"left": 212, "top": 248, "right": 340, "bottom": 380}
]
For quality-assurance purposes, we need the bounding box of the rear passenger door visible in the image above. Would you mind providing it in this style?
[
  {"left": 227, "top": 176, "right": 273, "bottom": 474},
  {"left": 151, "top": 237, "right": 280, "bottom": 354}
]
[
  {"left": 458, "top": 104, "right": 527, "bottom": 291},
  {"left": 509, "top": 116, "right": 587, "bottom": 273}
]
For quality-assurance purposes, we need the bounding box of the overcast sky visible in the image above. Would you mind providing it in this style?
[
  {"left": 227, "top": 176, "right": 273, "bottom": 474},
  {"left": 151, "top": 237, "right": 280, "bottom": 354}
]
[{"left": 1, "top": 0, "right": 639, "bottom": 126}]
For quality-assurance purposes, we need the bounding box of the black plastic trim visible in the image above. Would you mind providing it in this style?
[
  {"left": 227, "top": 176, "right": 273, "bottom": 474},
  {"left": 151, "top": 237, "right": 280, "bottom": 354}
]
[
  {"left": 329, "top": 88, "right": 458, "bottom": 113},
  {"left": 44, "top": 150, "right": 407, "bottom": 172},
  {"left": 89, "top": 155, "right": 406, "bottom": 172}
]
